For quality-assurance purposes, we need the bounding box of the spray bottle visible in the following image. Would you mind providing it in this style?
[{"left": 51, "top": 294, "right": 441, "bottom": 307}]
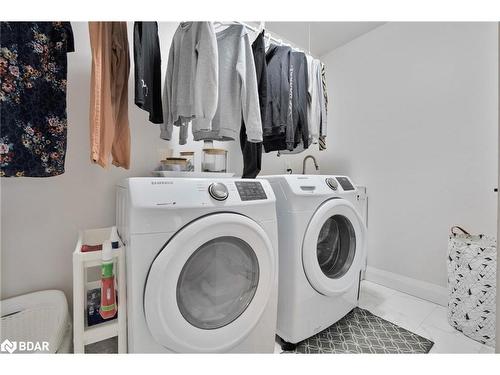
[{"left": 99, "top": 240, "right": 117, "bottom": 319}]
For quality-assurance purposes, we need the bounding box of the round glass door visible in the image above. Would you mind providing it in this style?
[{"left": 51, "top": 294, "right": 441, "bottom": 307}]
[
  {"left": 144, "top": 213, "right": 275, "bottom": 352},
  {"left": 177, "top": 236, "right": 259, "bottom": 330},
  {"left": 317, "top": 215, "right": 356, "bottom": 279},
  {"left": 302, "top": 199, "right": 365, "bottom": 296}
]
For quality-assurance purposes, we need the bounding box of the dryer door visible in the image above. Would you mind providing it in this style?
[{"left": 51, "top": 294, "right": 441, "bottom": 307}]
[
  {"left": 144, "top": 213, "right": 275, "bottom": 352},
  {"left": 302, "top": 198, "right": 366, "bottom": 296}
]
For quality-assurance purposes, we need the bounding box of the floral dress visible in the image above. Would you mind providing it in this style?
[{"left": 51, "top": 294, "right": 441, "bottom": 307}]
[{"left": 0, "top": 22, "right": 74, "bottom": 177}]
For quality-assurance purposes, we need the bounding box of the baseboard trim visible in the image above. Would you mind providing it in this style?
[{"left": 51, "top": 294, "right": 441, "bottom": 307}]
[{"left": 364, "top": 266, "right": 448, "bottom": 306}]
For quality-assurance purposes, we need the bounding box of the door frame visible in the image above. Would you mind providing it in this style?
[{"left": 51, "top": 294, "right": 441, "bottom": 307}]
[{"left": 496, "top": 21, "right": 499, "bottom": 354}]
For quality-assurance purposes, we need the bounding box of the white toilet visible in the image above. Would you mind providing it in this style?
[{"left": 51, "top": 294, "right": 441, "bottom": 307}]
[{"left": 1, "top": 290, "right": 72, "bottom": 353}]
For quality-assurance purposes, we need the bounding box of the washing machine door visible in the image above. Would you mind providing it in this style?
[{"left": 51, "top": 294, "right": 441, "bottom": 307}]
[
  {"left": 302, "top": 198, "right": 366, "bottom": 296},
  {"left": 144, "top": 213, "right": 275, "bottom": 352}
]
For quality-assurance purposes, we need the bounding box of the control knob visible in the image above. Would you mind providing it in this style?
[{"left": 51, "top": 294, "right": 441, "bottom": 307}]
[
  {"left": 208, "top": 182, "right": 229, "bottom": 201},
  {"left": 325, "top": 177, "right": 338, "bottom": 190}
]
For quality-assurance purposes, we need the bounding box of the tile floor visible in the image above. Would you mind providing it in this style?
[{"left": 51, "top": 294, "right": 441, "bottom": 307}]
[
  {"left": 89, "top": 281, "right": 496, "bottom": 354},
  {"left": 275, "top": 280, "right": 496, "bottom": 354},
  {"left": 358, "top": 280, "right": 495, "bottom": 354}
]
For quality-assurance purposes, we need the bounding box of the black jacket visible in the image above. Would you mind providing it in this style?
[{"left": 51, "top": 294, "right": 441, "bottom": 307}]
[
  {"left": 133, "top": 22, "right": 163, "bottom": 124},
  {"left": 240, "top": 30, "right": 267, "bottom": 178},
  {"left": 289, "top": 51, "right": 309, "bottom": 150},
  {"left": 263, "top": 44, "right": 292, "bottom": 152}
]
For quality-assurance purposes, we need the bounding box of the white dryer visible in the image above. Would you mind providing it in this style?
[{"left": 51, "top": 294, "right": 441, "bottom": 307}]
[
  {"left": 262, "top": 175, "right": 367, "bottom": 350},
  {"left": 116, "top": 178, "right": 278, "bottom": 353}
]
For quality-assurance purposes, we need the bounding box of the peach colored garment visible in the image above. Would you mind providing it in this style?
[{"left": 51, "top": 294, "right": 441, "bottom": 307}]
[{"left": 89, "top": 22, "right": 130, "bottom": 169}]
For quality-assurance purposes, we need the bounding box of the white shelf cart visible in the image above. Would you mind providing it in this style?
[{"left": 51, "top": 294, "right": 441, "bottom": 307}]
[{"left": 72, "top": 227, "right": 127, "bottom": 353}]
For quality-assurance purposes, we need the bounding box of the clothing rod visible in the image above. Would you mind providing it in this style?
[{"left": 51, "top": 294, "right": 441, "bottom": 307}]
[
  {"left": 240, "top": 21, "right": 317, "bottom": 58},
  {"left": 217, "top": 21, "right": 319, "bottom": 60}
]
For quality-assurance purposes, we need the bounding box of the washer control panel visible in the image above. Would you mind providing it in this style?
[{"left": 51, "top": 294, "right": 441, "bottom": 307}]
[
  {"left": 235, "top": 181, "right": 268, "bottom": 201},
  {"left": 335, "top": 176, "right": 355, "bottom": 191},
  {"left": 263, "top": 175, "right": 357, "bottom": 196}
]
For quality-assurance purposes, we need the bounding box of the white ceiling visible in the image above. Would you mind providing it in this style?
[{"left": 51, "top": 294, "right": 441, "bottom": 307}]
[{"left": 263, "top": 22, "right": 385, "bottom": 57}]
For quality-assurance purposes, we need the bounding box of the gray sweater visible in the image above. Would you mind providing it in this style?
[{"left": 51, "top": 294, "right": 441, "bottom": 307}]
[
  {"left": 161, "top": 22, "right": 218, "bottom": 143},
  {"left": 193, "top": 25, "right": 262, "bottom": 143},
  {"left": 307, "top": 55, "right": 322, "bottom": 144}
]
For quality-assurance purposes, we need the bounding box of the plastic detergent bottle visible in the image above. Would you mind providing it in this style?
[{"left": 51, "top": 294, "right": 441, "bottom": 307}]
[{"left": 100, "top": 240, "right": 117, "bottom": 319}]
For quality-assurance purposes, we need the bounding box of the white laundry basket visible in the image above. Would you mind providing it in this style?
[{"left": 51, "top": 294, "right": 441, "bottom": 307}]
[{"left": 447, "top": 226, "right": 496, "bottom": 347}]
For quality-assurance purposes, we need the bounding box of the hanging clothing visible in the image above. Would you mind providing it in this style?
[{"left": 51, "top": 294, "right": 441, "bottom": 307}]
[
  {"left": 193, "top": 25, "right": 262, "bottom": 144},
  {"left": 279, "top": 51, "right": 310, "bottom": 155},
  {"left": 289, "top": 51, "right": 309, "bottom": 151},
  {"left": 240, "top": 30, "right": 266, "bottom": 179},
  {"left": 319, "top": 62, "right": 328, "bottom": 150},
  {"left": 133, "top": 22, "right": 163, "bottom": 124},
  {"left": 262, "top": 44, "right": 292, "bottom": 153},
  {"left": 89, "top": 22, "right": 130, "bottom": 169},
  {"left": 161, "top": 22, "right": 218, "bottom": 144},
  {"left": 306, "top": 56, "right": 322, "bottom": 145},
  {"left": 0, "top": 22, "right": 74, "bottom": 177}
]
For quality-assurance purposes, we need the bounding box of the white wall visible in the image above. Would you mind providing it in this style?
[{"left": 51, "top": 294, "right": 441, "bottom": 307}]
[
  {"left": 321, "top": 22, "right": 498, "bottom": 301},
  {"left": 1, "top": 22, "right": 497, "bottom": 307},
  {"left": 0, "top": 22, "right": 183, "bottom": 301}
]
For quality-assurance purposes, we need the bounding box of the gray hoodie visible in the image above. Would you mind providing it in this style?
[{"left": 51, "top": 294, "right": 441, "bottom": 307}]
[
  {"left": 161, "top": 22, "right": 218, "bottom": 143},
  {"left": 192, "top": 25, "right": 262, "bottom": 143}
]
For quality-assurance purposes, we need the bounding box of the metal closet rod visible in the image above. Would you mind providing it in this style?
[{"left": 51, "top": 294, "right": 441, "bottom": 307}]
[{"left": 214, "top": 21, "right": 319, "bottom": 60}]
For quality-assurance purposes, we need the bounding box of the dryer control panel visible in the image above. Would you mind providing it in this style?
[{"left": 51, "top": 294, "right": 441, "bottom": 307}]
[
  {"left": 121, "top": 177, "right": 275, "bottom": 209},
  {"left": 119, "top": 178, "right": 277, "bottom": 235},
  {"left": 235, "top": 181, "right": 268, "bottom": 201}
]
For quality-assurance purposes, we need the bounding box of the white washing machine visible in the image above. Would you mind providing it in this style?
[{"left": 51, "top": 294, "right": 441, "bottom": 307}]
[
  {"left": 261, "top": 175, "right": 367, "bottom": 350},
  {"left": 116, "top": 177, "right": 279, "bottom": 353}
]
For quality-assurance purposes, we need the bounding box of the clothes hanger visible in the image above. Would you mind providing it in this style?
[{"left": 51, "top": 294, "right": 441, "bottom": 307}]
[
  {"left": 212, "top": 21, "right": 224, "bottom": 32},
  {"left": 265, "top": 31, "right": 272, "bottom": 50},
  {"left": 252, "top": 22, "right": 265, "bottom": 44},
  {"left": 212, "top": 21, "right": 235, "bottom": 33}
]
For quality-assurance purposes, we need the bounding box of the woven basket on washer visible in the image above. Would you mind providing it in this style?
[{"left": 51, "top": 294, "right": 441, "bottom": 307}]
[{"left": 447, "top": 226, "right": 496, "bottom": 347}]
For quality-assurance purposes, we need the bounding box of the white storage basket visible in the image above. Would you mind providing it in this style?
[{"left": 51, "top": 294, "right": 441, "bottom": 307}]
[{"left": 447, "top": 226, "right": 496, "bottom": 347}]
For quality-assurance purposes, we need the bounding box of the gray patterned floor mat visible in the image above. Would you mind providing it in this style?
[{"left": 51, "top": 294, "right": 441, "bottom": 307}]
[{"left": 284, "top": 307, "right": 434, "bottom": 354}]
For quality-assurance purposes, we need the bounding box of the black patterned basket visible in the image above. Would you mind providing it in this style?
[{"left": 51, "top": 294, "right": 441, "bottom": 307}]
[{"left": 447, "top": 226, "right": 496, "bottom": 347}]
